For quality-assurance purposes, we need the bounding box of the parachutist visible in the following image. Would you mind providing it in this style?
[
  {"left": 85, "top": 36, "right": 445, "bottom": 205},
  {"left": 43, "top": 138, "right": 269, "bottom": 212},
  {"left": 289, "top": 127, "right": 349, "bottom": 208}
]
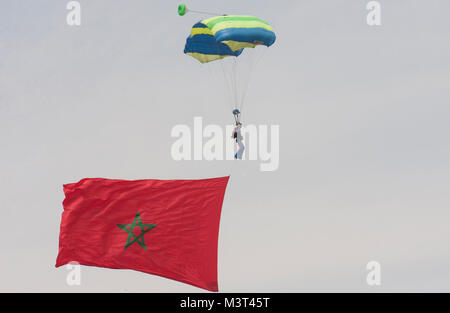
[{"left": 232, "top": 122, "right": 245, "bottom": 160}]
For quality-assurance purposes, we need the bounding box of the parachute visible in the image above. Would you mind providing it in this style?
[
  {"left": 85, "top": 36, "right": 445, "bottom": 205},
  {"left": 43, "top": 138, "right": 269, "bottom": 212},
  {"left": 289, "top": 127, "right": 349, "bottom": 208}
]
[
  {"left": 184, "top": 16, "right": 276, "bottom": 63},
  {"left": 182, "top": 14, "right": 276, "bottom": 123}
]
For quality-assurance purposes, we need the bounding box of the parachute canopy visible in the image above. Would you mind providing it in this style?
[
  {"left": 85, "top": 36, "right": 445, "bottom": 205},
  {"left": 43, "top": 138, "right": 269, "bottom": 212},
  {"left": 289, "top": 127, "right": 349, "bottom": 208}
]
[{"left": 184, "top": 15, "right": 276, "bottom": 63}]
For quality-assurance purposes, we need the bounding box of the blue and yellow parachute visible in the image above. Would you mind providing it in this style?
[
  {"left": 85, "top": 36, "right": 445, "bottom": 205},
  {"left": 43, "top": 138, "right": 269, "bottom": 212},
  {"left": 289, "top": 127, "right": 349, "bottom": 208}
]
[
  {"left": 182, "top": 12, "right": 276, "bottom": 123},
  {"left": 184, "top": 15, "right": 276, "bottom": 63}
]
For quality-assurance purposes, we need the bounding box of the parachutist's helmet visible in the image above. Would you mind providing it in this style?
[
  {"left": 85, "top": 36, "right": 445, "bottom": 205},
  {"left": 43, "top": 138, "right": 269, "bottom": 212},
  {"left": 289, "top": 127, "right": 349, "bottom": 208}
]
[{"left": 232, "top": 109, "right": 240, "bottom": 115}]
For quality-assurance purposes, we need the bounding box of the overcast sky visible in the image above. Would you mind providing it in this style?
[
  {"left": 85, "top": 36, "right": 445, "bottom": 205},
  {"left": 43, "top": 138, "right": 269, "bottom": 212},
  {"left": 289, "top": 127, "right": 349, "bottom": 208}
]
[{"left": 1, "top": 0, "right": 450, "bottom": 292}]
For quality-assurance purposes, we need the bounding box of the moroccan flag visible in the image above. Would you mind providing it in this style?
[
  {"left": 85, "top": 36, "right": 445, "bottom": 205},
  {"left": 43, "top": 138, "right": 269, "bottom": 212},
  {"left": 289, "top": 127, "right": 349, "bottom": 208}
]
[{"left": 55, "top": 177, "right": 229, "bottom": 291}]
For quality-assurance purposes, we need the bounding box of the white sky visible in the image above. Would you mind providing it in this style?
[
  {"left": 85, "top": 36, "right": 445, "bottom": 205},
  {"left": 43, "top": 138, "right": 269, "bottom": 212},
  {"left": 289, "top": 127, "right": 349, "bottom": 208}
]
[{"left": 1, "top": 0, "right": 450, "bottom": 292}]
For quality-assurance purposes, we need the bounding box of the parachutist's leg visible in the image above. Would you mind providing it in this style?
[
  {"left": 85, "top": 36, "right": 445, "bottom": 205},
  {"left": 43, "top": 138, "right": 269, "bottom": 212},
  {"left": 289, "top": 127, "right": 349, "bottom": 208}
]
[{"left": 236, "top": 141, "right": 245, "bottom": 160}]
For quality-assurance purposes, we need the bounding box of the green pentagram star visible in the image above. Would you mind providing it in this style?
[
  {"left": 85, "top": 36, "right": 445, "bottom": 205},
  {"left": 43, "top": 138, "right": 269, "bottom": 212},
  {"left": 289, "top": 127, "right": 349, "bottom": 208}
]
[{"left": 117, "top": 211, "right": 157, "bottom": 251}]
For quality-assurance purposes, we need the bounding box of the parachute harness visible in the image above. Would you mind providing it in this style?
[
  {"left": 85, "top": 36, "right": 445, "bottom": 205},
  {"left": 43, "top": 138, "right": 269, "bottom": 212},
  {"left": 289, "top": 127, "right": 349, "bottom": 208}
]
[{"left": 232, "top": 109, "right": 241, "bottom": 126}]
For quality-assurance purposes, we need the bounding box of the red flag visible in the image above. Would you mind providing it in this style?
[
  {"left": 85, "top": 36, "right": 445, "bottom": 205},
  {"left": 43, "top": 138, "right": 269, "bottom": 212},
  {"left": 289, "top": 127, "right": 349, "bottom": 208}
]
[{"left": 55, "top": 177, "right": 229, "bottom": 291}]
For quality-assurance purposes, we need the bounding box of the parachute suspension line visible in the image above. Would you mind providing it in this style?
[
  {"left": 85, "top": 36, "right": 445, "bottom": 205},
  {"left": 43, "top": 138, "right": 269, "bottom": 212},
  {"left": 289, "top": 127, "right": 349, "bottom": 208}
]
[
  {"left": 225, "top": 58, "right": 235, "bottom": 109},
  {"left": 254, "top": 46, "right": 269, "bottom": 70},
  {"left": 219, "top": 57, "right": 234, "bottom": 112},
  {"left": 229, "top": 60, "right": 237, "bottom": 113},
  {"left": 213, "top": 38, "right": 234, "bottom": 113},
  {"left": 238, "top": 51, "right": 254, "bottom": 116},
  {"left": 220, "top": 57, "right": 241, "bottom": 124},
  {"left": 239, "top": 47, "right": 268, "bottom": 116},
  {"left": 232, "top": 57, "right": 239, "bottom": 111},
  {"left": 205, "top": 63, "right": 229, "bottom": 113},
  {"left": 187, "top": 9, "right": 226, "bottom": 16}
]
